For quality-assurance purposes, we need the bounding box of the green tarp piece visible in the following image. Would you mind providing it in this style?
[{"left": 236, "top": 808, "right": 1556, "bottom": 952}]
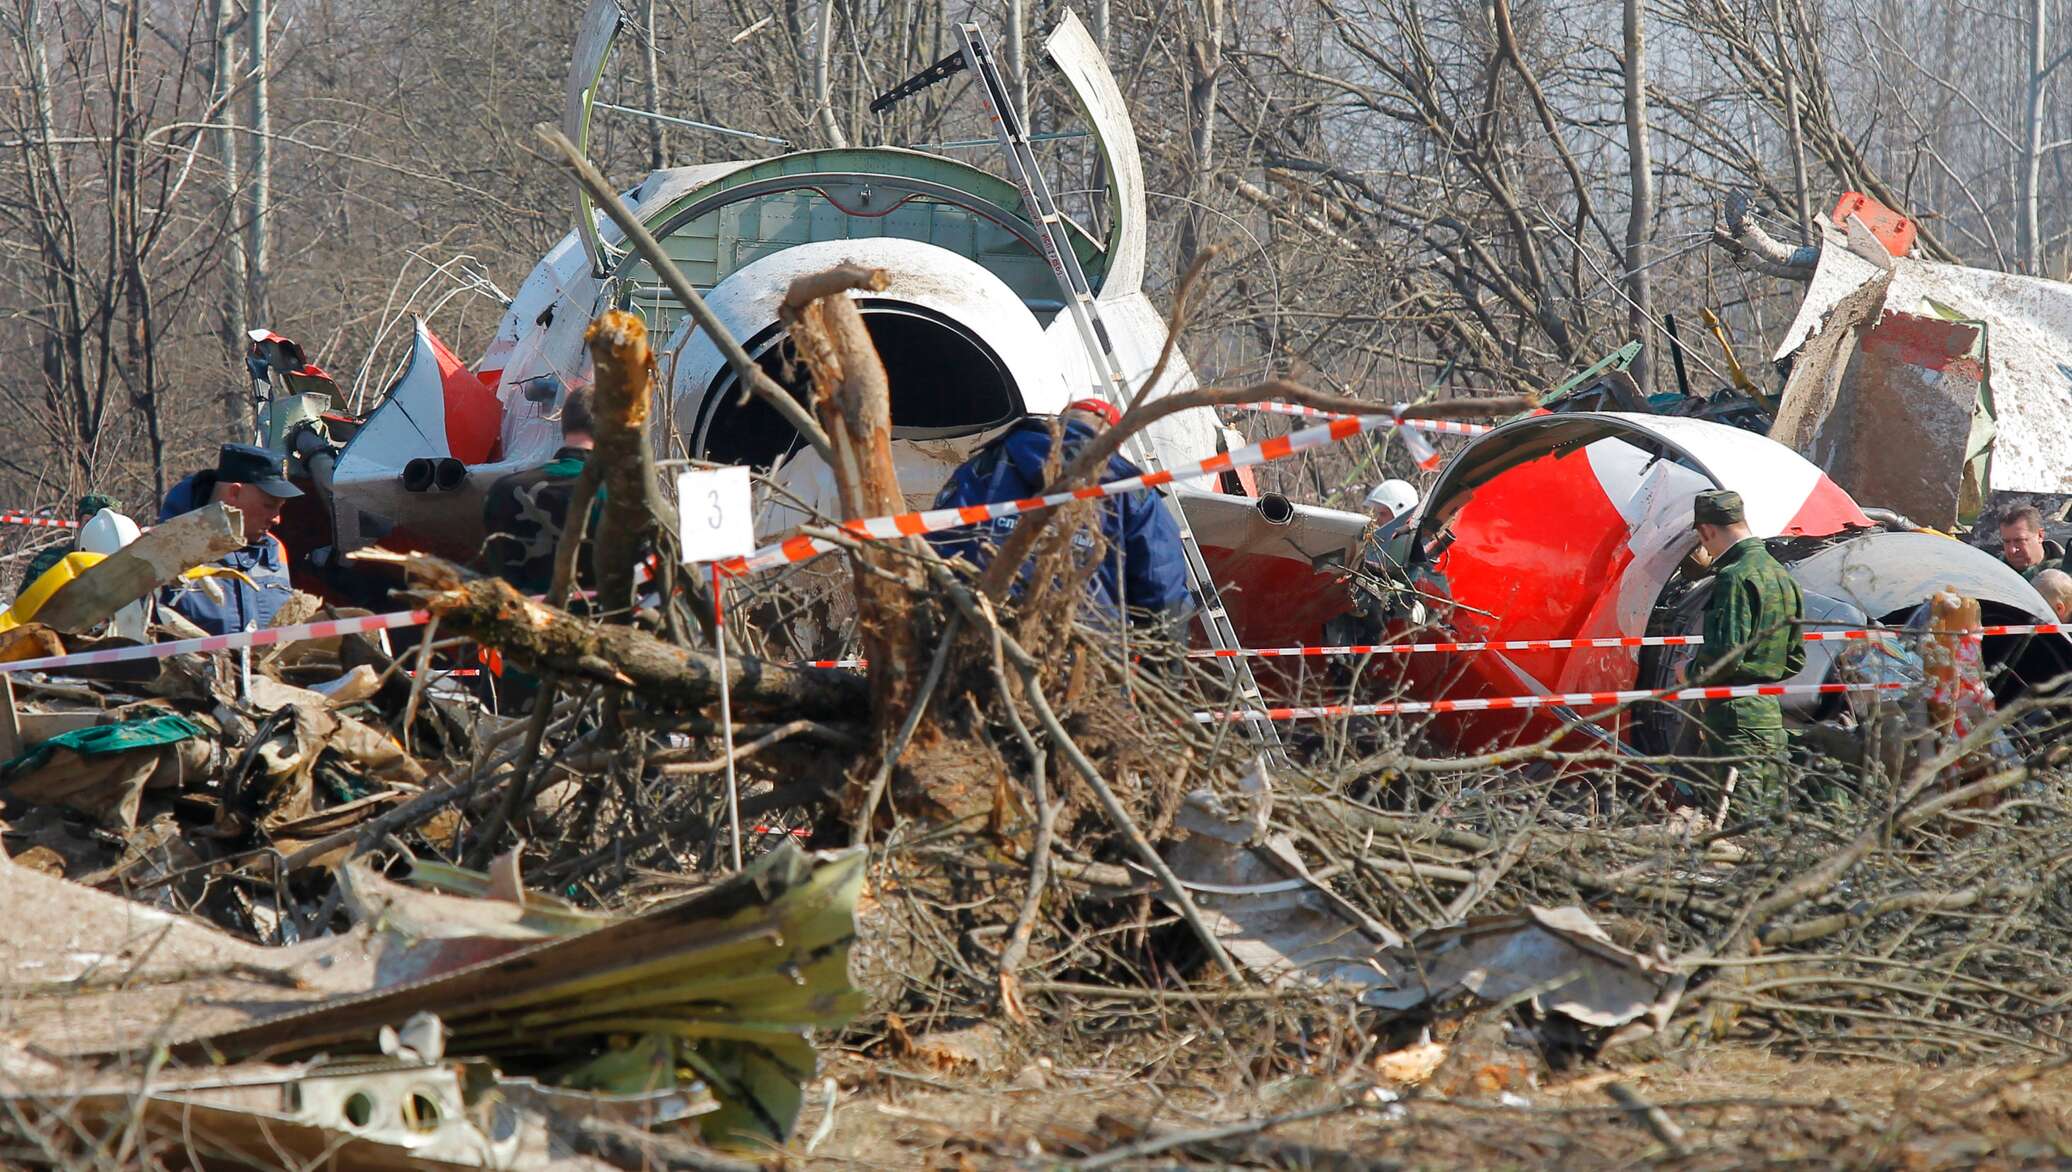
[{"left": 0, "top": 713, "right": 204, "bottom": 779}]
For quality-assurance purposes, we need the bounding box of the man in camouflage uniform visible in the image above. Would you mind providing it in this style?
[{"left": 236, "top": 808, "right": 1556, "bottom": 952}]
[
  {"left": 1686, "top": 489, "right": 1804, "bottom": 808},
  {"left": 482, "top": 389, "right": 595, "bottom": 595}
]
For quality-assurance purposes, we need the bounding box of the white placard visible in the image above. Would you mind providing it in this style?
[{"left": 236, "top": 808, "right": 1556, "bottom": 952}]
[{"left": 676, "top": 466, "right": 755, "bottom": 563}]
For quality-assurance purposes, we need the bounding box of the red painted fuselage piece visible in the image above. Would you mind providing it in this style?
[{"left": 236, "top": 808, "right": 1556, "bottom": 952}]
[{"left": 1200, "top": 413, "right": 1875, "bottom": 753}]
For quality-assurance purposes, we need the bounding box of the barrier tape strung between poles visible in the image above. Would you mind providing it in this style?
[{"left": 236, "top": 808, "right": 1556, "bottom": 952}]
[
  {"left": 0, "top": 513, "right": 81, "bottom": 530},
  {"left": 716, "top": 404, "right": 1484, "bottom": 577},
  {"left": 1187, "top": 623, "right": 2068, "bottom": 659},
  {"left": 0, "top": 608, "right": 431, "bottom": 676},
  {"left": 1228, "top": 401, "right": 1495, "bottom": 436},
  {"left": 1194, "top": 679, "right": 1907, "bottom": 723}
]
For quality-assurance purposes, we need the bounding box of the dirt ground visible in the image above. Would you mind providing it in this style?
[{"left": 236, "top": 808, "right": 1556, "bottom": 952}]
[{"left": 796, "top": 1033, "right": 2072, "bottom": 1169}]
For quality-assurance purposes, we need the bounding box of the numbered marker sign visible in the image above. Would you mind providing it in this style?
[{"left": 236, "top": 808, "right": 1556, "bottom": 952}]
[{"left": 677, "top": 466, "right": 755, "bottom": 563}]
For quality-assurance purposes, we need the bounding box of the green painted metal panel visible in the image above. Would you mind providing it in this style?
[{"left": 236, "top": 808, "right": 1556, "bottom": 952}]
[{"left": 612, "top": 146, "right": 1104, "bottom": 341}]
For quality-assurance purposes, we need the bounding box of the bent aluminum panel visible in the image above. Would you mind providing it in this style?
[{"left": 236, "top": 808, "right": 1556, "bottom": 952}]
[
  {"left": 1044, "top": 10, "right": 1146, "bottom": 297},
  {"left": 1775, "top": 238, "right": 2072, "bottom": 497},
  {"left": 1788, "top": 530, "right": 2056, "bottom": 625},
  {"left": 561, "top": 0, "right": 624, "bottom": 277}
]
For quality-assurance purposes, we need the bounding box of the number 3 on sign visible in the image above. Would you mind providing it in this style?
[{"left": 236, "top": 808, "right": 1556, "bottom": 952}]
[{"left": 676, "top": 466, "right": 756, "bottom": 563}]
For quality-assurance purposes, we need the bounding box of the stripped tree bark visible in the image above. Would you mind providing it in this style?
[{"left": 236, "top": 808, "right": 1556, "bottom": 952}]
[
  {"left": 584, "top": 310, "right": 668, "bottom": 624},
  {"left": 776, "top": 265, "right": 927, "bottom": 790}
]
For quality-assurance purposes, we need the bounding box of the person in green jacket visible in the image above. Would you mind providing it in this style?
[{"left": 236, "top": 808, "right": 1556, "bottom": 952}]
[
  {"left": 482, "top": 389, "right": 595, "bottom": 596},
  {"left": 1685, "top": 489, "right": 1805, "bottom": 809}
]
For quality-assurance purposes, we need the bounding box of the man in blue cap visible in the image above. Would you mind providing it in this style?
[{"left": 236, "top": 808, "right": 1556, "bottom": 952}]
[{"left": 158, "top": 443, "right": 302, "bottom": 635}]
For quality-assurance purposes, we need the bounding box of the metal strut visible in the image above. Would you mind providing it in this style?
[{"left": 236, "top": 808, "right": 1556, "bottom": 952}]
[{"left": 943, "top": 23, "right": 1285, "bottom": 757}]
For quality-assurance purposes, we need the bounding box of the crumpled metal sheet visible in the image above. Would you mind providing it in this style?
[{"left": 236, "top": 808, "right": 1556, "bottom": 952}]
[
  {"left": 1159, "top": 762, "right": 1401, "bottom": 989},
  {"left": 1361, "top": 905, "right": 1687, "bottom": 1042},
  {"left": 1786, "top": 309, "right": 1989, "bottom": 529},
  {"left": 1774, "top": 227, "right": 2072, "bottom": 500}
]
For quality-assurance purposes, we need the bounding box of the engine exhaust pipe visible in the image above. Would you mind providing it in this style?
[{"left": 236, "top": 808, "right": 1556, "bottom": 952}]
[
  {"left": 1257, "top": 492, "right": 1295, "bottom": 526},
  {"left": 402, "top": 457, "right": 470, "bottom": 492}
]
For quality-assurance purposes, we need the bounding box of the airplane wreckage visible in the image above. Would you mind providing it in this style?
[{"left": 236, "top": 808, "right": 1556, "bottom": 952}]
[{"left": 240, "top": 5, "right": 2067, "bottom": 762}]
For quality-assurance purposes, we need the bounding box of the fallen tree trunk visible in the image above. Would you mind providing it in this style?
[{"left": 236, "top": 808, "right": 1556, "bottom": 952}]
[{"left": 379, "top": 552, "right": 870, "bottom": 719}]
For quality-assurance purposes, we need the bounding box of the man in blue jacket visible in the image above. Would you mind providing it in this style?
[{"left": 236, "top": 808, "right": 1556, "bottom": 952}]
[
  {"left": 930, "top": 399, "right": 1191, "bottom": 621},
  {"left": 158, "top": 444, "right": 301, "bottom": 635}
]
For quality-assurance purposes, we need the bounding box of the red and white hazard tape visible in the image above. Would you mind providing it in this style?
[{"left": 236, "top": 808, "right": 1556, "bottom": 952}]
[
  {"left": 718, "top": 402, "right": 1460, "bottom": 576},
  {"left": 1228, "top": 401, "right": 1494, "bottom": 437},
  {"left": 0, "top": 608, "right": 431, "bottom": 676},
  {"left": 797, "top": 658, "right": 868, "bottom": 669},
  {"left": 1188, "top": 624, "right": 2067, "bottom": 659},
  {"left": 1194, "top": 679, "right": 1907, "bottom": 723},
  {"left": 0, "top": 513, "right": 81, "bottom": 530}
]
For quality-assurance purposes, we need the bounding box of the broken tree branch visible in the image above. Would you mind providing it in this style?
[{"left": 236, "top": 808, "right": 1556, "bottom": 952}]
[
  {"left": 585, "top": 310, "right": 662, "bottom": 621},
  {"left": 36, "top": 503, "right": 243, "bottom": 634},
  {"left": 369, "top": 551, "right": 869, "bottom": 719},
  {"left": 777, "top": 264, "right": 936, "bottom": 793},
  {"left": 898, "top": 540, "right": 1244, "bottom": 983},
  {"left": 1712, "top": 190, "right": 1818, "bottom": 280}
]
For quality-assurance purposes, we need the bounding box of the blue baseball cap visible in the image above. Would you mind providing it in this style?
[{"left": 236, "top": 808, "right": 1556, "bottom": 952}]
[{"left": 215, "top": 443, "right": 303, "bottom": 499}]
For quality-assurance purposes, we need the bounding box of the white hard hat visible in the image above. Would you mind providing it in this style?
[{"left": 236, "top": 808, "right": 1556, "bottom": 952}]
[{"left": 1364, "top": 479, "right": 1419, "bottom": 515}]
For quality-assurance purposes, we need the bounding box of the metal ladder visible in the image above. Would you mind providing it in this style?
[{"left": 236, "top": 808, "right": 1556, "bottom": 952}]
[{"left": 941, "top": 24, "right": 1286, "bottom": 754}]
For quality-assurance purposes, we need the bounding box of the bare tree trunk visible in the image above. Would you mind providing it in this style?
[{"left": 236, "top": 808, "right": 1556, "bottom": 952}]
[
  {"left": 1178, "top": 0, "right": 1226, "bottom": 272},
  {"left": 245, "top": 0, "right": 272, "bottom": 337},
  {"left": 641, "top": 0, "right": 665, "bottom": 170},
  {"left": 116, "top": 0, "right": 161, "bottom": 496},
  {"left": 1094, "top": 0, "right": 1110, "bottom": 55},
  {"left": 813, "top": 0, "right": 848, "bottom": 148},
  {"left": 2018, "top": 0, "right": 2047, "bottom": 274},
  {"left": 211, "top": 0, "right": 248, "bottom": 435},
  {"left": 1772, "top": 0, "right": 1813, "bottom": 244},
  {"left": 1007, "top": 0, "right": 1028, "bottom": 123},
  {"left": 1622, "top": 0, "right": 1654, "bottom": 394}
]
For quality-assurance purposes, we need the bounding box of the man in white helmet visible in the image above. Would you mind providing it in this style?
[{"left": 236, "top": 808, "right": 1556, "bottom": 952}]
[
  {"left": 1363, "top": 478, "right": 1419, "bottom": 527},
  {"left": 1326, "top": 477, "right": 1430, "bottom": 655}
]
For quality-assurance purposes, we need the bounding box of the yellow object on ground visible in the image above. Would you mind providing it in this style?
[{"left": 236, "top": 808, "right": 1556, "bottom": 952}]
[{"left": 1, "top": 552, "right": 256, "bottom": 635}]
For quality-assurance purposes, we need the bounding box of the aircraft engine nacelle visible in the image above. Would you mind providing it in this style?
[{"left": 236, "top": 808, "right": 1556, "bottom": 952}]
[{"left": 661, "top": 238, "right": 1076, "bottom": 532}]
